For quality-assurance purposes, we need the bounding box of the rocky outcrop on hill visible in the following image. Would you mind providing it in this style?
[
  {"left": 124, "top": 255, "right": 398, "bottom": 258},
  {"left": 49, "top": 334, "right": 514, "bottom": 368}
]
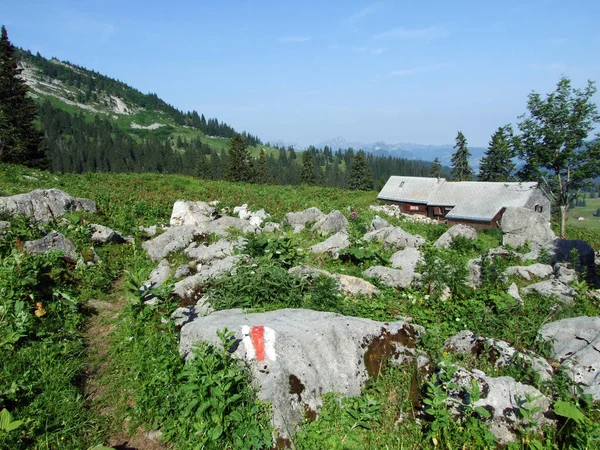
[
  {"left": 179, "top": 308, "right": 423, "bottom": 441},
  {"left": 0, "top": 189, "right": 96, "bottom": 222}
]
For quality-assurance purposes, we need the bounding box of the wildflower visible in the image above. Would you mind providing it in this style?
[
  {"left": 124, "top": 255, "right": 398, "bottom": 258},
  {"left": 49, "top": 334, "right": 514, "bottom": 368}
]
[
  {"left": 34, "top": 302, "right": 46, "bottom": 317},
  {"left": 349, "top": 211, "right": 359, "bottom": 220}
]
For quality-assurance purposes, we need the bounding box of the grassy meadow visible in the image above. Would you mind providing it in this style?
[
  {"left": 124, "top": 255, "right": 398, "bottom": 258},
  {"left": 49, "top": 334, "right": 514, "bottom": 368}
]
[{"left": 1, "top": 163, "right": 599, "bottom": 449}]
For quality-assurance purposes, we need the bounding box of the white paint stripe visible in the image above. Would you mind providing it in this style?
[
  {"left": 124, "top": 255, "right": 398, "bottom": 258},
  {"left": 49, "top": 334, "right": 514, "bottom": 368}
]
[
  {"left": 264, "top": 327, "right": 277, "bottom": 361},
  {"left": 241, "top": 325, "right": 256, "bottom": 360}
]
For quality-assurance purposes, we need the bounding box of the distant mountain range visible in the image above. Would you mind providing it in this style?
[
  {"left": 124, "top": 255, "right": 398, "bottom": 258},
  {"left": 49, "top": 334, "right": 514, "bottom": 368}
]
[{"left": 271, "top": 136, "right": 487, "bottom": 169}]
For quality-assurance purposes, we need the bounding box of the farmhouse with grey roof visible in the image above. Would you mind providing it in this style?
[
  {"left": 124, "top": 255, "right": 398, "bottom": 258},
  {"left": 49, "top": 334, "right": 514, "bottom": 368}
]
[{"left": 378, "top": 176, "right": 550, "bottom": 229}]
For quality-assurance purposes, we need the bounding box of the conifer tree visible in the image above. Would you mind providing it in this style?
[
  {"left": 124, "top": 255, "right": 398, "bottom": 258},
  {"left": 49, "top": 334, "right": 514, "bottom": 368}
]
[
  {"left": 429, "top": 157, "right": 443, "bottom": 178},
  {"left": 225, "top": 133, "right": 253, "bottom": 182},
  {"left": 478, "top": 126, "right": 516, "bottom": 181},
  {"left": 301, "top": 150, "right": 317, "bottom": 184},
  {"left": 254, "top": 148, "right": 270, "bottom": 184},
  {"left": 450, "top": 131, "right": 473, "bottom": 181},
  {"left": 348, "top": 151, "right": 373, "bottom": 190},
  {"left": 0, "top": 25, "right": 45, "bottom": 167}
]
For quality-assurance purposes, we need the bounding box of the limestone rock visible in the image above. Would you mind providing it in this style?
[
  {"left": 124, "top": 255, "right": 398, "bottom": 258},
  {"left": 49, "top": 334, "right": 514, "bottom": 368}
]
[
  {"left": 184, "top": 237, "right": 246, "bottom": 263},
  {"left": 89, "top": 224, "right": 127, "bottom": 244},
  {"left": 203, "top": 216, "right": 258, "bottom": 236},
  {"left": 140, "top": 259, "right": 171, "bottom": 294},
  {"left": 172, "top": 255, "right": 243, "bottom": 301},
  {"left": 441, "top": 366, "right": 553, "bottom": 444},
  {"left": 555, "top": 263, "right": 577, "bottom": 284},
  {"left": 363, "top": 226, "right": 425, "bottom": 250},
  {"left": 466, "top": 257, "right": 482, "bottom": 288},
  {"left": 333, "top": 274, "right": 380, "bottom": 297},
  {"left": 310, "top": 210, "right": 349, "bottom": 236},
  {"left": 501, "top": 206, "right": 555, "bottom": 248},
  {"left": 434, "top": 224, "right": 477, "bottom": 249},
  {"left": 444, "top": 330, "right": 553, "bottom": 381},
  {"left": 0, "top": 189, "right": 96, "bottom": 222},
  {"left": 507, "top": 283, "right": 522, "bottom": 303},
  {"left": 24, "top": 231, "right": 79, "bottom": 262},
  {"left": 539, "top": 316, "right": 600, "bottom": 399},
  {"left": 503, "top": 263, "right": 554, "bottom": 281},
  {"left": 308, "top": 232, "right": 350, "bottom": 257},
  {"left": 142, "top": 225, "right": 205, "bottom": 261},
  {"left": 179, "top": 308, "right": 422, "bottom": 441},
  {"left": 285, "top": 207, "right": 325, "bottom": 232},
  {"left": 369, "top": 215, "right": 390, "bottom": 231},
  {"left": 521, "top": 279, "right": 577, "bottom": 303},
  {"left": 171, "top": 296, "right": 214, "bottom": 328},
  {"left": 170, "top": 200, "right": 216, "bottom": 226},
  {"left": 364, "top": 265, "right": 415, "bottom": 288},
  {"left": 288, "top": 265, "right": 332, "bottom": 279}
]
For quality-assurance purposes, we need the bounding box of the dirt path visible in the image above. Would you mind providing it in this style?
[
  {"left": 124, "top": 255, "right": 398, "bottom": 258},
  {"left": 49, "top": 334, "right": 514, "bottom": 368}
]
[{"left": 84, "top": 294, "right": 169, "bottom": 450}]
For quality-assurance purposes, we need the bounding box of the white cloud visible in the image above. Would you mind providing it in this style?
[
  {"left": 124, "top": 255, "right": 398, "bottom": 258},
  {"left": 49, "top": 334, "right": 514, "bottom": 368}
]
[
  {"left": 374, "top": 26, "right": 447, "bottom": 41},
  {"left": 343, "top": 3, "right": 381, "bottom": 23},
  {"left": 279, "top": 36, "right": 312, "bottom": 43},
  {"left": 386, "top": 63, "right": 452, "bottom": 77}
]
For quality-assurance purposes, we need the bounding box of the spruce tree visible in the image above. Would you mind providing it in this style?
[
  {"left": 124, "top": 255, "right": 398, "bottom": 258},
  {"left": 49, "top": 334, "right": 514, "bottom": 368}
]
[
  {"left": 450, "top": 131, "right": 473, "bottom": 181},
  {"left": 225, "top": 133, "right": 253, "bottom": 182},
  {"left": 0, "top": 25, "right": 45, "bottom": 167},
  {"left": 254, "top": 148, "right": 270, "bottom": 184},
  {"left": 429, "top": 157, "right": 443, "bottom": 178},
  {"left": 348, "top": 151, "right": 373, "bottom": 190},
  {"left": 478, "top": 126, "right": 516, "bottom": 181},
  {"left": 301, "top": 150, "right": 317, "bottom": 184}
]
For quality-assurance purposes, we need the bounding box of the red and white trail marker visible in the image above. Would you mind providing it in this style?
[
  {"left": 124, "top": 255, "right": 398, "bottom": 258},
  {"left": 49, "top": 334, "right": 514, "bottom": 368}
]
[{"left": 242, "top": 325, "right": 276, "bottom": 361}]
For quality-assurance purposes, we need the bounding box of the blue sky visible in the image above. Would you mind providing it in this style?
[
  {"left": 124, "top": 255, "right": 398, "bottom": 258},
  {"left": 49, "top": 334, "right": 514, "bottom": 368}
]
[{"left": 2, "top": 0, "right": 600, "bottom": 147}]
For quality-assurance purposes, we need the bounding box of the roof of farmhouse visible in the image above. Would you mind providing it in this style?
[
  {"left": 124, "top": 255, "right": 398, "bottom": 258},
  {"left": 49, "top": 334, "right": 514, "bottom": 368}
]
[{"left": 377, "top": 176, "right": 541, "bottom": 222}]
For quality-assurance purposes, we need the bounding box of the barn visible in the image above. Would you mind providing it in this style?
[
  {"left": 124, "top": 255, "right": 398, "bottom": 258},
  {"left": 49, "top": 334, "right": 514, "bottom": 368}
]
[{"left": 377, "top": 176, "right": 550, "bottom": 230}]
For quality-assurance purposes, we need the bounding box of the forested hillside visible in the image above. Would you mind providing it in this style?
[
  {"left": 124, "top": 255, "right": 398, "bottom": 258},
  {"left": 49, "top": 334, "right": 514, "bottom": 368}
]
[{"left": 16, "top": 48, "right": 447, "bottom": 189}]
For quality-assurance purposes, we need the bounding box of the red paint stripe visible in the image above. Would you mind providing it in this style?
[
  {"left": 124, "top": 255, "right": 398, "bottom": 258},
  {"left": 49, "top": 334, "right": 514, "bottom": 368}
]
[{"left": 251, "top": 326, "right": 265, "bottom": 361}]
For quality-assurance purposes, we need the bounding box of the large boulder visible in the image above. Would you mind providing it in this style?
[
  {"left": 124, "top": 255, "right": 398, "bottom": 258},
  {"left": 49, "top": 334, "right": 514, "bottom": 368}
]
[
  {"left": 444, "top": 330, "right": 553, "bottom": 381},
  {"left": 308, "top": 232, "right": 351, "bottom": 257},
  {"left": 363, "top": 226, "right": 425, "bottom": 250},
  {"left": 440, "top": 366, "right": 554, "bottom": 444},
  {"left": 89, "top": 224, "right": 127, "bottom": 244},
  {"left": 501, "top": 207, "right": 555, "bottom": 248},
  {"left": 179, "top": 308, "right": 422, "bottom": 441},
  {"left": 538, "top": 316, "right": 600, "bottom": 399},
  {"left": 142, "top": 225, "right": 205, "bottom": 261},
  {"left": 285, "top": 207, "right": 325, "bottom": 232},
  {"left": 24, "top": 231, "right": 79, "bottom": 262},
  {"left": 170, "top": 200, "right": 216, "bottom": 226},
  {"left": 184, "top": 237, "right": 246, "bottom": 263},
  {"left": 434, "top": 224, "right": 477, "bottom": 249},
  {"left": 503, "top": 263, "right": 554, "bottom": 281},
  {"left": 310, "top": 210, "right": 349, "bottom": 236},
  {"left": 0, "top": 189, "right": 96, "bottom": 222},
  {"left": 364, "top": 266, "right": 415, "bottom": 288},
  {"left": 520, "top": 279, "right": 577, "bottom": 303}
]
